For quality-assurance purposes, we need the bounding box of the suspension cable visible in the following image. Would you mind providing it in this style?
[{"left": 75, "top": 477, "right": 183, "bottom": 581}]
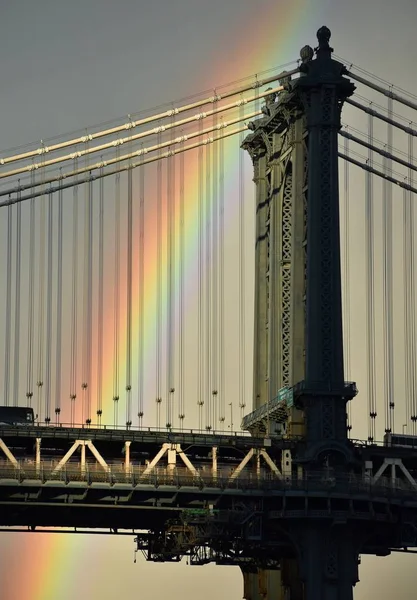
[
  {"left": 346, "top": 99, "right": 417, "bottom": 137},
  {"left": 0, "top": 88, "right": 282, "bottom": 181},
  {"left": 205, "top": 130, "right": 212, "bottom": 430},
  {"left": 1, "top": 126, "right": 248, "bottom": 206},
  {"left": 365, "top": 113, "right": 376, "bottom": 442},
  {"left": 13, "top": 188, "right": 22, "bottom": 406},
  {"left": 409, "top": 135, "right": 417, "bottom": 433},
  {"left": 138, "top": 149, "right": 145, "bottom": 426},
  {"left": 69, "top": 164, "right": 79, "bottom": 426},
  {"left": 346, "top": 70, "right": 417, "bottom": 112},
  {"left": 36, "top": 159, "right": 46, "bottom": 420},
  {"left": 82, "top": 174, "right": 93, "bottom": 424},
  {"left": 4, "top": 204, "right": 12, "bottom": 406},
  {"left": 383, "top": 96, "right": 395, "bottom": 434},
  {"left": 126, "top": 165, "right": 133, "bottom": 427},
  {"left": 97, "top": 167, "right": 104, "bottom": 425},
  {"left": 343, "top": 132, "right": 351, "bottom": 435},
  {"left": 404, "top": 181, "right": 412, "bottom": 430},
  {"left": 54, "top": 184, "right": 63, "bottom": 423},
  {"left": 239, "top": 97, "right": 246, "bottom": 425},
  {"left": 339, "top": 130, "right": 417, "bottom": 173},
  {"left": 0, "top": 110, "right": 260, "bottom": 202},
  {"left": 113, "top": 150, "right": 121, "bottom": 427},
  {"left": 26, "top": 172, "right": 35, "bottom": 407},
  {"left": 212, "top": 100, "right": 219, "bottom": 428},
  {"left": 166, "top": 112, "right": 176, "bottom": 429},
  {"left": 178, "top": 136, "right": 185, "bottom": 429},
  {"left": 198, "top": 120, "right": 204, "bottom": 431},
  {"left": 0, "top": 72, "right": 294, "bottom": 166},
  {"left": 219, "top": 120, "right": 225, "bottom": 429},
  {"left": 45, "top": 191, "right": 53, "bottom": 422},
  {"left": 156, "top": 130, "right": 162, "bottom": 429},
  {"left": 338, "top": 152, "right": 417, "bottom": 195}
]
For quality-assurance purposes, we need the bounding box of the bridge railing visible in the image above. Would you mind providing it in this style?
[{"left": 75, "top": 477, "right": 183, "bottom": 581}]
[
  {"left": 0, "top": 460, "right": 416, "bottom": 501},
  {"left": 30, "top": 421, "right": 254, "bottom": 437}
]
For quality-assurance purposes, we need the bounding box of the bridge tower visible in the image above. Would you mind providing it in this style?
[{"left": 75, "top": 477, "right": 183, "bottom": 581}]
[{"left": 243, "top": 27, "right": 358, "bottom": 599}]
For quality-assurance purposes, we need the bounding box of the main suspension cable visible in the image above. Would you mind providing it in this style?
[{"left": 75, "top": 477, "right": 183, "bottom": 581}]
[
  {"left": 346, "top": 69, "right": 417, "bottom": 112},
  {"left": 1, "top": 87, "right": 283, "bottom": 181},
  {"left": 1, "top": 126, "right": 247, "bottom": 206},
  {"left": 0, "top": 72, "right": 294, "bottom": 166}
]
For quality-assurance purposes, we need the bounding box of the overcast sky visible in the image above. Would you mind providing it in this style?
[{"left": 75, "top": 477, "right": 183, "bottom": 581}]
[{"left": 1, "top": 1, "right": 417, "bottom": 599}]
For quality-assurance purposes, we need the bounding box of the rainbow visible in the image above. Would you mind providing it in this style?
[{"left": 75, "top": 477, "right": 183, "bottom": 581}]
[{"left": 1, "top": 3, "right": 319, "bottom": 598}]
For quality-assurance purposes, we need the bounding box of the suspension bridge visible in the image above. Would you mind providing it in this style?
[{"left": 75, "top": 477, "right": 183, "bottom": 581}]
[{"left": 1, "top": 26, "right": 417, "bottom": 599}]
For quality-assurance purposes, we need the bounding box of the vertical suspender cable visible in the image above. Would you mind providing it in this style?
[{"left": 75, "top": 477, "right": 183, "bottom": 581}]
[
  {"left": 156, "top": 129, "right": 162, "bottom": 428},
  {"left": 138, "top": 149, "right": 145, "bottom": 426},
  {"left": 26, "top": 171, "right": 36, "bottom": 407},
  {"left": 36, "top": 147, "right": 46, "bottom": 421},
  {"left": 4, "top": 204, "right": 12, "bottom": 406},
  {"left": 54, "top": 183, "right": 63, "bottom": 423},
  {"left": 97, "top": 167, "right": 104, "bottom": 425},
  {"left": 82, "top": 133, "right": 93, "bottom": 425},
  {"left": 409, "top": 131, "right": 417, "bottom": 433},
  {"left": 343, "top": 133, "right": 351, "bottom": 435},
  {"left": 178, "top": 136, "right": 185, "bottom": 429},
  {"left": 212, "top": 98, "right": 219, "bottom": 428},
  {"left": 13, "top": 186, "right": 22, "bottom": 406},
  {"left": 70, "top": 160, "right": 79, "bottom": 426},
  {"left": 365, "top": 111, "right": 376, "bottom": 442},
  {"left": 126, "top": 166, "right": 133, "bottom": 427},
  {"left": 205, "top": 135, "right": 212, "bottom": 430},
  {"left": 82, "top": 174, "right": 93, "bottom": 424},
  {"left": 239, "top": 98, "right": 246, "bottom": 425},
  {"left": 113, "top": 148, "right": 121, "bottom": 427},
  {"left": 198, "top": 120, "right": 204, "bottom": 431},
  {"left": 383, "top": 95, "right": 394, "bottom": 433},
  {"left": 403, "top": 182, "right": 411, "bottom": 428},
  {"left": 166, "top": 114, "right": 175, "bottom": 428},
  {"left": 219, "top": 120, "right": 225, "bottom": 429},
  {"left": 45, "top": 192, "right": 53, "bottom": 422},
  {"left": 87, "top": 179, "right": 93, "bottom": 423}
]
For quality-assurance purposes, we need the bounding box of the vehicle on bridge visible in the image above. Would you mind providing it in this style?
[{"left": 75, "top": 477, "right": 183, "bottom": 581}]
[
  {"left": 0, "top": 406, "right": 34, "bottom": 426},
  {"left": 384, "top": 432, "right": 417, "bottom": 448}
]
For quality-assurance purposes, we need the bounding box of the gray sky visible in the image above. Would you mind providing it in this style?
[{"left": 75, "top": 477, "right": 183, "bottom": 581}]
[{"left": 1, "top": 0, "right": 417, "bottom": 598}]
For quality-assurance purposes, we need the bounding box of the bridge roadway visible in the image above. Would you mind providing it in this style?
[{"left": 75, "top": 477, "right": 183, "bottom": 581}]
[{"left": 2, "top": 425, "right": 417, "bottom": 562}]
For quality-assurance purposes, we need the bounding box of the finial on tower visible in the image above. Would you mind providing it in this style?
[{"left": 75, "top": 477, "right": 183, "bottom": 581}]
[
  {"left": 316, "top": 26, "right": 333, "bottom": 57},
  {"left": 300, "top": 45, "right": 314, "bottom": 64}
]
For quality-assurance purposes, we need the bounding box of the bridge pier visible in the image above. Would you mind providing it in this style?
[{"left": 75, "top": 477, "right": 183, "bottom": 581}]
[{"left": 295, "top": 525, "right": 359, "bottom": 600}]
